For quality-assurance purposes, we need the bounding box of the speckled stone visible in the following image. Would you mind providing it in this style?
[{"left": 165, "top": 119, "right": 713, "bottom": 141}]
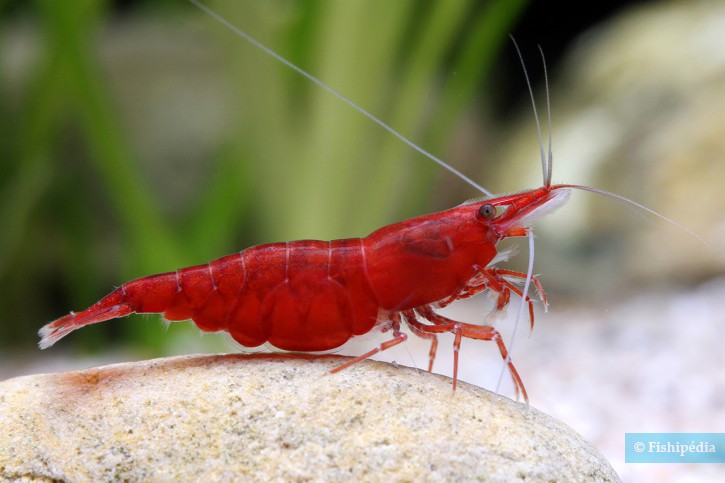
[{"left": 0, "top": 354, "right": 619, "bottom": 481}]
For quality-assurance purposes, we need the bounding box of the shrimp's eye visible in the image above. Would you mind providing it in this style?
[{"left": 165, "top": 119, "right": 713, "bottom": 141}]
[{"left": 478, "top": 204, "right": 496, "bottom": 219}]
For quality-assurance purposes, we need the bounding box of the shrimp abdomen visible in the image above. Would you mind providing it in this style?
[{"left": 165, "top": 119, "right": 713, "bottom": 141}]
[{"left": 39, "top": 240, "right": 383, "bottom": 351}]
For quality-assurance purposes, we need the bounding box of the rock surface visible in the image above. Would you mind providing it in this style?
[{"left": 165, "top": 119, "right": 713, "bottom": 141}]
[{"left": 0, "top": 354, "right": 619, "bottom": 481}]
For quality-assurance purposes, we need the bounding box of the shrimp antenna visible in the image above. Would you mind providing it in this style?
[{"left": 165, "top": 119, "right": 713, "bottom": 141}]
[
  {"left": 539, "top": 46, "right": 554, "bottom": 187},
  {"left": 557, "top": 184, "right": 708, "bottom": 245},
  {"left": 496, "top": 39, "right": 547, "bottom": 400},
  {"left": 526, "top": 48, "right": 704, "bottom": 245},
  {"left": 509, "top": 35, "right": 548, "bottom": 188},
  {"left": 510, "top": 42, "right": 705, "bottom": 245},
  {"left": 189, "top": 0, "right": 493, "bottom": 197},
  {"left": 495, "top": 229, "right": 535, "bottom": 400}
]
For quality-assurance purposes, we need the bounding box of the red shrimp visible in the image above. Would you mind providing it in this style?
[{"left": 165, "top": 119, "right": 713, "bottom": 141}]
[
  {"left": 41, "top": 2, "right": 696, "bottom": 402},
  {"left": 40, "top": 185, "right": 570, "bottom": 401}
]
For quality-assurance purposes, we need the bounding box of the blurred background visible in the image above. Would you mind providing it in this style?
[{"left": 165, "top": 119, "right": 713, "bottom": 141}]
[{"left": 1, "top": 0, "right": 723, "bottom": 480}]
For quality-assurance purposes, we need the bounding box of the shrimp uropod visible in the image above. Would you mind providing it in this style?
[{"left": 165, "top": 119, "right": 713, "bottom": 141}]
[{"left": 39, "top": 1, "right": 695, "bottom": 403}]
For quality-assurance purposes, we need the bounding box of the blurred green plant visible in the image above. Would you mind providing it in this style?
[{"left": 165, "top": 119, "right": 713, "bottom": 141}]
[{"left": 0, "top": 0, "right": 527, "bottom": 354}]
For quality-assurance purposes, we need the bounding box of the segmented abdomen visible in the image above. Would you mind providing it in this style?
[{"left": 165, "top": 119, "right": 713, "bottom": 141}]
[{"left": 125, "top": 239, "right": 381, "bottom": 351}]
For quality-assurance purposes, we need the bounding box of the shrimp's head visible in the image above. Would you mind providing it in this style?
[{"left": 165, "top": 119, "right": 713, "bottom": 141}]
[{"left": 469, "top": 186, "right": 571, "bottom": 241}]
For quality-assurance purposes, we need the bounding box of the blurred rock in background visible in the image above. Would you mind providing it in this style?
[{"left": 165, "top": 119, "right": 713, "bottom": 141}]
[{"left": 494, "top": 0, "right": 725, "bottom": 300}]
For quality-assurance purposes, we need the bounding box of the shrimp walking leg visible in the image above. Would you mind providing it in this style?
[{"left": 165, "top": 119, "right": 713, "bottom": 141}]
[
  {"left": 329, "top": 313, "right": 407, "bottom": 374},
  {"left": 401, "top": 310, "right": 439, "bottom": 372},
  {"left": 440, "top": 266, "right": 545, "bottom": 331},
  {"left": 478, "top": 268, "right": 547, "bottom": 330},
  {"left": 392, "top": 265, "right": 541, "bottom": 381},
  {"left": 409, "top": 306, "right": 528, "bottom": 402}
]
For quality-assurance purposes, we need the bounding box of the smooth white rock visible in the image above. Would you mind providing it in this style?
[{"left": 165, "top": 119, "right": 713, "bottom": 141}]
[{"left": 0, "top": 354, "right": 619, "bottom": 481}]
